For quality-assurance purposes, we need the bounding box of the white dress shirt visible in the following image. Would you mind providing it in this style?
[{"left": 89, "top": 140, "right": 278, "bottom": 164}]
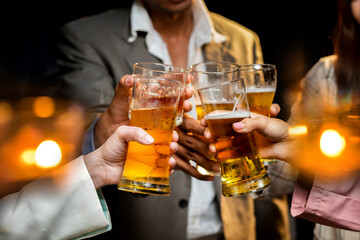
[{"left": 129, "top": 0, "right": 225, "bottom": 239}]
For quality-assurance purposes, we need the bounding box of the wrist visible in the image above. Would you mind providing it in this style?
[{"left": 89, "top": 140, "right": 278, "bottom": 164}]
[
  {"left": 94, "top": 112, "right": 114, "bottom": 149},
  {"left": 83, "top": 151, "right": 105, "bottom": 189}
]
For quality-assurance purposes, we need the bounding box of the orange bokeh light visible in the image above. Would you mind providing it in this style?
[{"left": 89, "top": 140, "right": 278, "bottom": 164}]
[{"left": 33, "top": 96, "right": 55, "bottom": 118}]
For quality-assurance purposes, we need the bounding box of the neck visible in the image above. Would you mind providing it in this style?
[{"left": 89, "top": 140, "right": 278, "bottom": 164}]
[
  {"left": 149, "top": 9, "right": 193, "bottom": 38},
  {"left": 142, "top": 1, "right": 194, "bottom": 68}
]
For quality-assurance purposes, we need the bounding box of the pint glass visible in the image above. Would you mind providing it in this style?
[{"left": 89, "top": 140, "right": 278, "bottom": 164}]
[
  {"left": 133, "top": 62, "right": 187, "bottom": 126},
  {"left": 118, "top": 76, "right": 181, "bottom": 195},
  {"left": 190, "top": 61, "right": 241, "bottom": 175},
  {"left": 197, "top": 79, "right": 271, "bottom": 197},
  {"left": 240, "top": 64, "right": 277, "bottom": 165}
]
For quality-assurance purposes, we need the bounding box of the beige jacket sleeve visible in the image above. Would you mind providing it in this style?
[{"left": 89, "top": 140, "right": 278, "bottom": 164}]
[{"left": 0, "top": 156, "right": 110, "bottom": 240}]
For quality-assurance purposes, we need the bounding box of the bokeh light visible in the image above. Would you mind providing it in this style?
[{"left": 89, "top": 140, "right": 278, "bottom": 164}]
[
  {"left": 21, "top": 149, "right": 36, "bottom": 165},
  {"left": 35, "top": 140, "right": 62, "bottom": 168},
  {"left": 289, "top": 125, "right": 308, "bottom": 136},
  {"left": 320, "top": 129, "right": 346, "bottom": 157},
  {"left": 0, "top": 102, "right": 12, "bottom": 125},
  {"left": 33, "top": 96, "right": 55, "bottom": 118}
]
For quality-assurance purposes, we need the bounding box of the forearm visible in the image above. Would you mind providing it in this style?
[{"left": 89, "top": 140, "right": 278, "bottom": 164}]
[
  {"left": 0, "top": 157, "right": 109, "bottom": 239},
  {"left": 93, "top": 112, "right": 116, "bottom": 149},
  {"left": 83, "top": 150, "right": 106, "bottom": 189}
]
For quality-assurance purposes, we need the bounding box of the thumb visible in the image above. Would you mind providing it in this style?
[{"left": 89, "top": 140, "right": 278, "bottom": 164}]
[
  {"left": 114, "top": 75, "right": 133, "bottom": 99},
  {"left": 269, "top": 103, "right": 281, "bottom": 117},
  {"left": 115, "top": 125, "right": 154, "bottom": 145}
]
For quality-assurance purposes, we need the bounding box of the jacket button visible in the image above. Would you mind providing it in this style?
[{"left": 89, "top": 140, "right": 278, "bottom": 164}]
[{"left": 178, "top": 199, "right": 188, "bottom": 208}]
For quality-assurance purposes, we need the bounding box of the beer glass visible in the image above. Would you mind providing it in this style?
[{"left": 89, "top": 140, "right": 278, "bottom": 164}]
[
  {"left": 197, "top": 79, "right": 271, "bottom": 197},
  {"left": 190, "top": 61, "right": 241, "bottom": 176},
  {"left": 240, "top": 64, "right": 277, "bottom": 166},
  {"left": 133, "top": 62, "right": 187, "bottom": 126},
  {"left": 118, "top": 76, "right": 181, "bottom": 195}
]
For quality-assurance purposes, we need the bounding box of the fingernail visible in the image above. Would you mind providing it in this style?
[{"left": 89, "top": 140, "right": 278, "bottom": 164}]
[
  {"left": 204, "top": 128, "right": 211, "bottom": 139},
  {"left": 209, "top": 144, "right": 216, "bottom": 153},
  {"left": 233, "top": 122, "right": 245, "bottom": 130},
  {"left": 126, "top": 75, "right": 132, "bottom": 85},
  {"left": 173, "top": 131, "right": 179, "bottom": 141},
  {"left": 169, "top": 157, "right": 176, "bottom": 166},
  {"left": 144, "top": 134, "right": 154, "bottom": 144}
]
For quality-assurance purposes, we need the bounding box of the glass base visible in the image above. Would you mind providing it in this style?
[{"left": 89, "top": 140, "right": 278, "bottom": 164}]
[
  {"left": 118, "top": 178, "right": 170, "bottom": 196},
  {"left": 175, "top": 116, "right": 183, "bottom": 127},
  {"left": 221, "top": 172, "right": 271, "bottom": 197},
  {"left": 262, "top": 159, "right": 277, "bottom": 167},
  {"left": 196, "top": 165, "right": 221, "bottom": 176}
]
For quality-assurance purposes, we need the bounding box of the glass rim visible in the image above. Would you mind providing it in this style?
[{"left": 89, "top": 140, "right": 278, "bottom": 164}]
[
  {"left": 190, "top": 61, "right": 240, "bottom": 74},
  {"left": 239, "top": 63, "right": 276, "bottom": 71},
  {"left": 197, "top": 79, "right": 245, "bottom": 92},
  {"left": 133, "top": 75, "right": 182, "bottom": 87},
  {"left": 133, "top": 62, "right": 188, "bottom": 74}
]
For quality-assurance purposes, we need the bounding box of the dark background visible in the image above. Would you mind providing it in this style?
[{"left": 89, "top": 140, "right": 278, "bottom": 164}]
[
  {"left": 206, "top": 0, "right": 338, "bottom": 121},
  {"left": 0, "top": 0, "right": 338, "bottom": 121},
  {"left": 0, "top": 2, "right": 338, "bottom": 239}
]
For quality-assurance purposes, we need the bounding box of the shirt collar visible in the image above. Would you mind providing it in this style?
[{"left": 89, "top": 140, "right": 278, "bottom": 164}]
[
  {"left": 128, "top": 0, "right": 226, "bottom": 44},
  {"left": 128, "top": 0, "right": 153, "bottom": 43}
]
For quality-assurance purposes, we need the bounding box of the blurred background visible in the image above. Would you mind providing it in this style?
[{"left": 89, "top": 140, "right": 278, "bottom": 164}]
[
  {"left": 0, "top": 0, "right": 338, "bottom": 239},
  {"left": 0, "top": 0, "right": 338, "bottom": 120}
]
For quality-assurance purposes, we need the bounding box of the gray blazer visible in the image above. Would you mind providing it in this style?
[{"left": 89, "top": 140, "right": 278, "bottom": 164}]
[{"left": 56, "top": 6, "right": 263, "bottom": 240}]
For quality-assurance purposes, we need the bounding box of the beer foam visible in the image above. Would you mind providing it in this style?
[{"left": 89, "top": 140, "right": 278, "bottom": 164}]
[
  {"left": 206, "top": 110, "right": 250, "bottom": 120},
  {"left": 246, "top": 87, "right": 276, "bottom": 93}
]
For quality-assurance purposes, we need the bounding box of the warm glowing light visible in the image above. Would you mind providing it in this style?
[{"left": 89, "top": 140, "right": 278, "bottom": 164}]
[
  {"left": 289, "top": 125, "right": 308, "bottom": 136},
  {"left": 0, "top": 102, "right": 12, "bottom": 125},
  {"left": 320, "top": 129, "right": 346, "bottom": 157},
  {"left": 21, "top": 149, "right": 36, "bottom": 164},
  {"left": 346, "top": 114, "right": 360, "bottom": 119},
  {"left": 33, "top": 97, "right": 55, "bottom": 118},
  {"left": 35, "top": 140, "right": 62, "bottom": 168}
]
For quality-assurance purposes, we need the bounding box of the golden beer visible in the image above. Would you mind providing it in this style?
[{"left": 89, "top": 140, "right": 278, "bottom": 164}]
[
  {"left": 246, "top": 87, "right": 276, "bottom": 117},
  {"left": 246, "top": 87, "right": 277, "bottom": 165},
  {"left": 196, "top": 104, "right": 205, "bottom": 120},
  {"left": 132, "top": 62, "right": 187, "bottom": 126},
  {"left": 118, "top": 76, "right": 181, "bottom": 195},
  {"left": 118, "top": 106, "right": 176, "bottom": 195},
  {"left": 191, "top": 62, "right": 241, "bottom": 176},
  {"left": 206, "top": 109, "right": 271, "bottom": 197},
  {"left": 241, "top": 64, "right": 277, "bottom": 165},
  {"left": 195, "top": 103, "right": 229, "bottom": 176}
]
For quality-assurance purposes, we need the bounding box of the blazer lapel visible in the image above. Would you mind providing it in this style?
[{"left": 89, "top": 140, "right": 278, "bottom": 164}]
[
  {"left": 125, "top": 33, "right": 162, "bottom": 70},
  {"left": 203, "top": 40, "right": 236, "bottom": 63}
]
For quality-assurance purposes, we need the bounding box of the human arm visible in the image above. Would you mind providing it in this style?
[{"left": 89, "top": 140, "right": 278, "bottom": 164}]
[
  {"left": 231, "top": 112, "right": 298, "bottom": 197},
  {"left": 174, "top": 114, "right": 220, "bottom": 181},
  {"left": 86, "top": 125, "right": 177, "bottom": 189},
  {"left": 93, "top": 74, "right": 193, "bottom": 149},
  {"left": 91, "top": 73, "right": 215, "bottom": 180},
  {"left": 175, "top": 104, "right": 282, "bottom": 181},
  {"left": 0, "top": 126, "right": 177, "bottom": 239},
  {"left": 201, "top": 104, "right": 298, "bottom": 196},
  {"left": 232, "top": 113, "right": 294, "bottom": 162}
]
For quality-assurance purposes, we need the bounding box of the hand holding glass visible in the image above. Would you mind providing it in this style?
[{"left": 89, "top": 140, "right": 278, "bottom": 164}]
[
  {"left": 190, "top": 61, "right": 241, "bottom": 176},
  {"left": 197, "top": 79, "right": 271, "bottom": 197},
  {"left": 118, "top": 76, "right": 181, "bottom": 195},
  {"left": 133, "top": 62, "right": 187, "bottom": 126},
  {"left": 240, "top": 64, "right": 277, "bottom": 165}
]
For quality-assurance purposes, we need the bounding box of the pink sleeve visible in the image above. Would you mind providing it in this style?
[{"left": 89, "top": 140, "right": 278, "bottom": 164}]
[{"left": 290, "top": 173, "right": 360, "bottom": 231}]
